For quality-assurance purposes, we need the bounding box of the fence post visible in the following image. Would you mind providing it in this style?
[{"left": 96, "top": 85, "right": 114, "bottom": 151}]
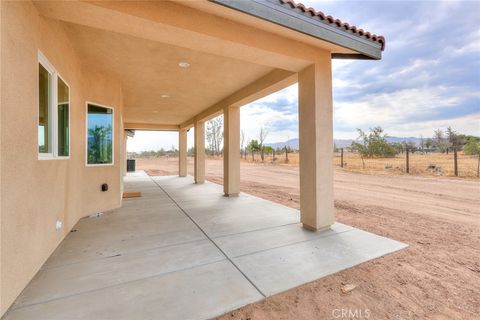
[
  {"left": 341, "top": 148, "right": 344, "bottom": 168},
  {"left": 454, "top": 148, "right": 458, "bottom": 176},
  {"left": 285, "top": 146, "right": 288, "bottom": 162},
  {"left": 477, "top": 155, "right": 480, "bottom": 178},
  {"left": 406, "top": 148, "right": 410, "bottom": 174}
]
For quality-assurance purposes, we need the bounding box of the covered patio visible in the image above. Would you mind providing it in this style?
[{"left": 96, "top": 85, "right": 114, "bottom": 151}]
[
  {"left": 0, "top": 0, "right": 401, "bottom": 318},
  {"left": 4, "top": 172, "right": 406, "bottom": 320}
]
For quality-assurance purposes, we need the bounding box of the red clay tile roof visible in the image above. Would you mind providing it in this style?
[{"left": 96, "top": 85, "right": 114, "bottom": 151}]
[{"left": 280, "top": 0, "right": 385, "bottom": 50}]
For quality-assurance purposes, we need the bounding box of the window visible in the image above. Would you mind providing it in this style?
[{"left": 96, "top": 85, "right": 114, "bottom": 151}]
[
  {"left": 38, "top": 63, "right": 52, "bottom": 154},
  {"left": 38, "top": 52, "right": 70, "bottom": 159},
  {"left": 57, "top": 78, "right": 69, "bottom": 156},
  {"left": 87, "top": 103, "right": 113, "bottom": 165}
]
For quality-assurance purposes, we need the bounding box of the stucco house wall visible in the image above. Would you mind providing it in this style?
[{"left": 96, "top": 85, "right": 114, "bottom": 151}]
[{"left": 0, "top": 1, "right": 124, "bottom": 314}]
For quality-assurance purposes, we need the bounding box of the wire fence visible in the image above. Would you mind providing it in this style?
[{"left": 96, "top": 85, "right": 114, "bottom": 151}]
[{"left": 334, "top": 149, "right": 480, "bottom": 178}]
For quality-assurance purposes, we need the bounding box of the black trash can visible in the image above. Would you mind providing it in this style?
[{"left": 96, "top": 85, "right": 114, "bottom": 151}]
[{"left": 127, "top": 159, "right": 136, "bottom": 172}]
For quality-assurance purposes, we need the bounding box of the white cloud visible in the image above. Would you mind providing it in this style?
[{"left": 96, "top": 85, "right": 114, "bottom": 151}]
[
  {"left": 387, "top": 113, "right": 480, "bottom": 137},
  {"left": 127, "top": 130, "right": 195, "bottom": 152},
  {"left": 446, "top": 29, "right": 480, "bottom": 56},
  {"left": 335, "top": 87, "right": 462, "bottom": 127},
  {"left": 333, "top": 77, "right": 368, "bottom": 89},
  {"left": 334, "top": 86, "right": 478, "bottom": 138},
  {"left": 252, "top": 83, "right": 297, "bottom": 105},
  {"left": 332, "top": 59, "right": 353, "bottom": 72},
  {"left": 388, "top": 58, "right": 439, "bottom": 78},
  {"left": 241, "top": 84, "right": 298, "bottom": 143}
]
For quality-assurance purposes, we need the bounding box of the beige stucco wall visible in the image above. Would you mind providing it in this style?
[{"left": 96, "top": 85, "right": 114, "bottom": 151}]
[
  {"left": 0, "top": 1, "right": 124, "bottom": 315},
  {"left": 0, "top": 0, "right": 3, "bottom": 315}
]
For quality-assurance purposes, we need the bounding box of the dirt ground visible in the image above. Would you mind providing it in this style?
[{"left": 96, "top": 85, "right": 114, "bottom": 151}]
[{"left": 138, "top": 157, "right": 480, "bottom": 320}]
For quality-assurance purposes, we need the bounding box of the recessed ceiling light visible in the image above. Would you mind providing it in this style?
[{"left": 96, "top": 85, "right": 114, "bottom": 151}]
[
  {"left": 161, "top": 94, "right": 170, "bottom": 98},
  {"left": 178, "top": 61, "right": 190, "bottom": 68},
  {"left": 153, "top": 110, "right": 159, "bottom": 113}
]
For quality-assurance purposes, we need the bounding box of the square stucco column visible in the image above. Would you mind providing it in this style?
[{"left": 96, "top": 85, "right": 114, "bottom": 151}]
[
  {"left": 298, "top": 53, "right": 335, "bottom": 231},
  {"left": 223, "top": 106, "right": 240, "bottom": 196},
  {"left": 179, "top": 129, "right": 187, "bottom": 177},
  {"left": 194, "top": 121, "right": 205, "bottom": 184}
]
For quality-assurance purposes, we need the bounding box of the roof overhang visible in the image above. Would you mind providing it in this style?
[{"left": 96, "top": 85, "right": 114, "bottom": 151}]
[
  {"left": 32, "top": 0, "right": 384, "bottom": 129},
  {"left": 209, "top": 0, "right": 383, "bottom": 60}
]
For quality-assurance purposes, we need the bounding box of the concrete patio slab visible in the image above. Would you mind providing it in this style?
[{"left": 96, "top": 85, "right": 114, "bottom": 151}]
[
  {"left": 231, "top": 228, "right": 407, "bottom": 296},
  {"left": 44, "top": 226, "right": 206, "bottom": 268},
  {"left": 3, "top": 172, "right": 407, "bottom": 320},
  {"left": 213, "top": 222, "right": 354, "bottom": 258},
  {"left": 5, "top": 261, "right": 263, "bottom": 320},
  {"left": 15, "top": 240, "right": 225, "bottom": 308},
  {"left": 70, "top": 212, "right": 196, "bottom": 241},
  {"left": 192, "top": 209, "right": 299, "bottom": 238}
]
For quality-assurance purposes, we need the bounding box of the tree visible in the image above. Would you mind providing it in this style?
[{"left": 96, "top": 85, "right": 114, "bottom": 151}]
[
  {"left": 240, "top": 130, "right": 246, "bottom": 159},
  {"left": 169, "top": 145, "right": 178, "bottom": 157},
  {"left": 351, "top": 127, "right": 397, "bottom": 158},
  {"left": 446, "top": 127, "right": 464, "bottom": 151},
  {"left": 464, "top": 139, "right": 480, "bottom": 178},
  {"left": 88, "top": 125, "right": 112, "bottom": 164},
  {"left": 258, "top": 127, "right": 269, "bottom": 161},
  {"left": 284, "top": 145, "right": 291, "bottom": 162},
  {"left": 464, "top": 139, "right": 480, "bottom": 156},
  {"left": 392, "top": 142, "right": 405, "bottom": 154},
  {"left": 433, "top": 129, "right": 448, "bottom": 152},
  {"left": 206, "top": 116, "right": 223, "bottom": 156},
  {"left": 425, "top": 138, "right": 434, "bottom": 151},
  {"left": 247, "top": 139, "right": 261, "bottom": 161},
  {"left": 263, "top": 146, "right": 273, "bottom": 161},
  {"left": 404, "top": 141, "right": 417, "bottom": 153}
]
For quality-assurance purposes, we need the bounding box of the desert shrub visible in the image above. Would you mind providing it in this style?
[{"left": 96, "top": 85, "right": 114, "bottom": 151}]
[
  {"left": 464, "top": 139, "right": 480, "bottom": 156},
  {"left": 351, "top": 127, "right": 397, "bottom": 158}
]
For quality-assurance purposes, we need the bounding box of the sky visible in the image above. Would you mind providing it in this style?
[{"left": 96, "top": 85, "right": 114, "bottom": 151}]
[{"left": 128, "top": 0, "right": 480, "bottom": 152}]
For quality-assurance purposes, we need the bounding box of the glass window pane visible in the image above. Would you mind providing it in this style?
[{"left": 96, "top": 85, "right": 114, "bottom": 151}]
[
  {"left": 57, "top": 78, "right": 69, "bottom": 156},
  {"left": 87, "top": 104, "right": 113, "bottom": 164},
  {"left": 38, "top": 63, "right": 52, "bottom": 153}
]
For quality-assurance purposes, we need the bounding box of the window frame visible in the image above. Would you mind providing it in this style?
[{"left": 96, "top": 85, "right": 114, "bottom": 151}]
[
  {"left": 56, "top": 74, "right": 71, "bottom": 159},
  {"left": 85, "top": 101, "right": 115, "bottom": 167},
  {"left": 37, "top": 51, "right": 71, "bottom": 160}
]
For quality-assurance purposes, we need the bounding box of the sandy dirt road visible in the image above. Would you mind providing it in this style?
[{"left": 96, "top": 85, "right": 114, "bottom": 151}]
[{"left": 138, "top": 157, "right": 480, "bottom": 320}]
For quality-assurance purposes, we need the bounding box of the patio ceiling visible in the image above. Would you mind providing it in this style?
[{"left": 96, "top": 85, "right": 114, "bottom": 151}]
[
  {"left": 33, "top": 0, "right": 381, "bottom": 128},
  {"left": 62, "top": 22, "right": 274, "bottom": 125}
]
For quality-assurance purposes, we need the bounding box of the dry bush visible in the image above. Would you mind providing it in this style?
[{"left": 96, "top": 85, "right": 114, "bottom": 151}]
[{"left": 241, "top": 152, "right": 300, "bottom": 165}]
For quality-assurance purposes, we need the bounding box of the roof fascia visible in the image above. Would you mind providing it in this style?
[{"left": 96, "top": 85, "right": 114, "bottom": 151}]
[{"left": 209, "top": 0, "right": 382, "bottom": 60}]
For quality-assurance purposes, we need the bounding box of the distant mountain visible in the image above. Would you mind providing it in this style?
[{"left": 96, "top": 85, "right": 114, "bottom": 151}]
[
  {"left": 385, "top": 136, "right": 422, "bottom": 145},
  {"left": 266, "top": 138, "right": 299, "bottom": 149},
  {"left": 266, "top": 136, "right": 422, "bottom": 150},
  {"left": 334, "top": 139, "right": 354, "bottom": 148}
]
